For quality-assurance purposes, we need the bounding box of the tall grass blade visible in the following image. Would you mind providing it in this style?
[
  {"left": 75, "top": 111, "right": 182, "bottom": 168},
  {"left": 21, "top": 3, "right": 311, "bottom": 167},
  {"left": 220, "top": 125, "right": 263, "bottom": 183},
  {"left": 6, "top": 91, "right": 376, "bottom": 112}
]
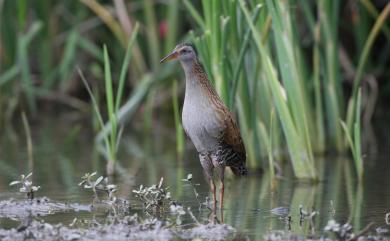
[
  {"left": 266, "top": 0, "right": 315, "bottom": 163},
  {"left": 80, "top": 0, "right": 126, "bottom": 46},
  {"left": 318, "top": 0, "right": 344, "bottom": 151},
  {"left": 0, "top": 65, "right": 20, "bottom": 87},
  {"left": 142, "top": 0, "right": 160, "bottom": 70},
  {"left": 239, "top": 0, "right": 316, "bottom": 179},
  {"left": 229, "top": 4, "right": 262, "bottom": 109},
  {"left": 59, "top": 31, "right": 78, "bottom": 91},
  {"left": 172, "top": 80, "right": 184, "bottom": 158},
  {"left": 18, "top": 21, "right": 43, "bottom": 114},
  {"left": 183, "top": 0, "right": 206, "bottom": 29},
  {"left": 347, "top": 3, "right": 390, "bottom": 131},
  {"left": 354, "top": 89, "right": 363, "bottom": 180},
  {"left": 313, "top": 23, "right": 325, "bottom": 152},
  {"left": 21, "top": 111, "right": 33, "bottom": 172},
  {"left": 340, "top": 88, "right": 363, "bottom": 180},
  {"left": 103, "top": 45, "right": 117, "bottom": 170},
  {"left": 78, "top": 68, "right": 111, "bottom": 162},
  {"left": 115, "top": 22, "right": 140, "bottom": 112},
  {"left": 360, "top": 0, "right": 390, "bottom": 40}
]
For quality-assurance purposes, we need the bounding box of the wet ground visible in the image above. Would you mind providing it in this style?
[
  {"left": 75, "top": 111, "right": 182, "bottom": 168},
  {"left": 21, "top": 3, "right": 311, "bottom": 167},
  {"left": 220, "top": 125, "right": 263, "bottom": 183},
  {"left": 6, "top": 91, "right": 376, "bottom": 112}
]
[{"left": 0, "top": 115, "right": 389, "bottom": 240}]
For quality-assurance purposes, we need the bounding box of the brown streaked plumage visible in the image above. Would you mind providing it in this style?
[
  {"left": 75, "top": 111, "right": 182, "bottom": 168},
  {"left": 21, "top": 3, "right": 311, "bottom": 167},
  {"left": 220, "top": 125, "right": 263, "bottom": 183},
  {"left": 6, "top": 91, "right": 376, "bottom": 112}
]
[{"left": 160, "top": 43, "right": 247, "bottom": 214}]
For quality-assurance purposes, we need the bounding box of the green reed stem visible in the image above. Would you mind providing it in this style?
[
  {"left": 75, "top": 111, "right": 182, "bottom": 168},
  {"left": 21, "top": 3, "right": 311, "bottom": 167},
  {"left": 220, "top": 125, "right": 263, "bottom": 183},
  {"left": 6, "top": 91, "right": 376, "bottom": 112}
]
[
  {"left": 347, "top": 3, "right": 390, "bottom": 131},
  {"left": 115, "top": 22, "right": 140, "bottom": 113},
  {"left": 239, "top": 0, "right": 316, "bottom": 179},
  {"left": 172, "top": 80, "right": 184, "bottom": 158}
]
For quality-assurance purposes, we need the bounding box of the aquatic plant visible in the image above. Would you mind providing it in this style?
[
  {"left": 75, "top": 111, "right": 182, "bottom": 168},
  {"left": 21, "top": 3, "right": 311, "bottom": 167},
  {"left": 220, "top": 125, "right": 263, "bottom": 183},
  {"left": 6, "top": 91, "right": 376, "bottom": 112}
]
[
  {"left": 299, "top": 204, "right": 310, "bottom": 219},
  {"left": 330, "top": 200, "right": 336, "bottom": 218},
  {"left": 169, "top": 203, "right": 186, "bottom": 225},
  {"left": 79, "top": 23, "right": 140, "bottom": 176},
  {"left": 182, "top": 173, "right": 201, "bottom": 207},
  {"left": 132, "top": 178, "right": 172, "bottom": 212},
  {"left": 325, "top": 220, "right": 353, "bottom": 239},
  {"left": 78, "top": 172, "right": 103, "bottom": 202},
  {"left": 78, "top": 172, "right": 127, "bottom": 214},
  {"left": 341, "top": 90, "right": 364, "bottom": 180},
  {"left": 102, "top": 178, "right": 118, "bottom": 206},
  {"left": 9, "top": 172, "right": 40, "bottom": 200}
]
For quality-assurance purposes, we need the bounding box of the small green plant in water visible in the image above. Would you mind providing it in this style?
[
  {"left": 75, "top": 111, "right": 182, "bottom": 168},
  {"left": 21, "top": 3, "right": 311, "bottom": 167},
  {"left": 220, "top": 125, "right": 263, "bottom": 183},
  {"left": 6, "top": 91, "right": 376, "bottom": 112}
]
[
  {"left": 79, "top": 172, "right": 122, "bottom": 212},
  {"left": 324, "top": 220, "right": 354, "bottom": 240},
  {"left": 9, "top": 172, "right": 40, "bottom": 200},
  {"left": 99, "top": 177, "right": 123, "bottom": 213},
  {"left": 182, "top": 173, "right": 202, "bottom": 208},
  {"left": 102, "top": 179, "right": 118, "bottom": 206},
  {"left": 79, "top": 172, "right": 103, "bottom": 202},
  {"left": 132, "top": 178, "right": 172, "bottom": 212},
  {"left": 169, "top": 203, "right": 186, "bottom": 225}
]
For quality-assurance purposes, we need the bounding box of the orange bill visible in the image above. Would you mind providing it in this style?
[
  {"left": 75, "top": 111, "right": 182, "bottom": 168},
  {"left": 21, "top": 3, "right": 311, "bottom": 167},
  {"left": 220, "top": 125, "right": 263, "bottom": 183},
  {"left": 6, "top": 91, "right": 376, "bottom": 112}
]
[{"left": 160, "top": 51, "right": 178, "bottom": 63}]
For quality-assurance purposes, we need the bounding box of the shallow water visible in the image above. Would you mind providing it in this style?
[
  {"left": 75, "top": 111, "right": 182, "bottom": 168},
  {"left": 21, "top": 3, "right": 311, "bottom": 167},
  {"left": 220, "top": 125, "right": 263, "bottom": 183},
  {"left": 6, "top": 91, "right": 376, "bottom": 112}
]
[{"left": 0, "top": 116, "right": 389, "bottom": 240}]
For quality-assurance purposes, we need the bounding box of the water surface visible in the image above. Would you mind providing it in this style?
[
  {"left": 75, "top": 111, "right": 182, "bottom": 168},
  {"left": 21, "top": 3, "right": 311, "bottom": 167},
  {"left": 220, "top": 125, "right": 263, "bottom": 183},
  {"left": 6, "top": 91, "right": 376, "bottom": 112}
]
[{"left": 0, "top": 116, "right": 389, "bottom": 240}]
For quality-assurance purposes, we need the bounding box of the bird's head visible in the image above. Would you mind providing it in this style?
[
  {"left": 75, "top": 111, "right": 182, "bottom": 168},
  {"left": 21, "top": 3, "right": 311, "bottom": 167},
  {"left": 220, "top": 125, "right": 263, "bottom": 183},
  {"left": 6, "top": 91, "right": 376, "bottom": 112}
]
[{"left": 160, "top": 43, "right": 198, "bottom": 64}]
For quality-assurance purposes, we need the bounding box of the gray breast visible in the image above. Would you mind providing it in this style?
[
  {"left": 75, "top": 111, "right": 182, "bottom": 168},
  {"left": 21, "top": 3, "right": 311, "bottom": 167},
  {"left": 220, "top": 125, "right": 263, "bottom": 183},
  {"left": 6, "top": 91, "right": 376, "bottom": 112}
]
[{"left": 182, "top": 83, "right": 222, "bottom": 153}]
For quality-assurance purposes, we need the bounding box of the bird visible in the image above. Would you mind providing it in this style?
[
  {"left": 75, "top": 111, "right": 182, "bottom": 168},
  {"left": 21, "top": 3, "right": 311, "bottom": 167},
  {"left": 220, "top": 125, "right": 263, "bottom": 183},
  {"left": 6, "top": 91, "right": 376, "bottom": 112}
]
[{"left": 160, "top": 43, "right": 247, "bottom": 211}]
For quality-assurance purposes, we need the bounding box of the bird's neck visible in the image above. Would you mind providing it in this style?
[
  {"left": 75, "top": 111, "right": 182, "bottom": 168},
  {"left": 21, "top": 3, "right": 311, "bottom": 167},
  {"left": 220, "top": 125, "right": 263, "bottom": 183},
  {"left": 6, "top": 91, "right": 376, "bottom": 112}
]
[{"left": 181, "top": 60, "right": 218, "bottom": 100}]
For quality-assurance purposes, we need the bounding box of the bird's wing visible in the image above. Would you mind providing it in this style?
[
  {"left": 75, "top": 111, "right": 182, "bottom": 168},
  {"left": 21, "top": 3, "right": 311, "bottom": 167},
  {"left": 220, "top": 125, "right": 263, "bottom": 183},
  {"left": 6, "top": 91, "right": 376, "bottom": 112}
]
[
  {"left": 204, "top": 105, "right": 246, "bottom": 156},
  {"left": 222, "top": 111, "right": 246, "bottom": 155},
  {"left": 202, "top": 89, "right": 246, "bottom": 158}
]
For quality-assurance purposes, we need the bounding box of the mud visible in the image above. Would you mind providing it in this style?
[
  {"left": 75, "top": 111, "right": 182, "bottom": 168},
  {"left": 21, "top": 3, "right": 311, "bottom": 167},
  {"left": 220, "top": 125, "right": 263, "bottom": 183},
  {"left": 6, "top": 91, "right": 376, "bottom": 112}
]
[
  {"left": 264, "top": 230, "right": 389, "bottom": 241},
  {"left": 0, "top": 214, "right": 235, "bottom": 241},
  {"left": 0, "top": 197, "right": 90, "bottom": 220}
]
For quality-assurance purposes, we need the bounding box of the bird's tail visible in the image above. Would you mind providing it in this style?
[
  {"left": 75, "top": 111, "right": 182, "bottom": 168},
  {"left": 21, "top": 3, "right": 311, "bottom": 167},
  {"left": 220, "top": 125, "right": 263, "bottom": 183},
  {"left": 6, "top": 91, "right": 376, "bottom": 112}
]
[{"left": 230, "top": 164, "right": 248, "bottom": 176}]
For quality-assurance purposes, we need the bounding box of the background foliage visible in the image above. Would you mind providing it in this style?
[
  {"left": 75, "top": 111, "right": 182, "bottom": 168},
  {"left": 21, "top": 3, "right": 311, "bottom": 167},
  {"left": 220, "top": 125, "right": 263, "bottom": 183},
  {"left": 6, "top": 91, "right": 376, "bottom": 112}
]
[{"left": 0, "top": 0, "right": 389, "bottom": 179}]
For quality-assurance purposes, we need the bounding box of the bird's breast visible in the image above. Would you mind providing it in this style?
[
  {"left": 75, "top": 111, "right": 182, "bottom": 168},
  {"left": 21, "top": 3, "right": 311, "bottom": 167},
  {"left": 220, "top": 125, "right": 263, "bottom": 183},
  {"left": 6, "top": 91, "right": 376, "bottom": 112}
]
[{"left": 182, "top": 90, "right": 223, "bottom": 153}]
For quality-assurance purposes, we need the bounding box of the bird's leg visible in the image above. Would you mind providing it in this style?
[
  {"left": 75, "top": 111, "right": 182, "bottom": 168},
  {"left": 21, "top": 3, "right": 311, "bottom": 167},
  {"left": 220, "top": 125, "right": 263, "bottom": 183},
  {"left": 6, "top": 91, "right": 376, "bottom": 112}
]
[
  {"left": 199, "top": 153, "right": 215, "bottom": 211},
  {"left": 211, "top": 179, "right": 216, "bottom": 211},
  {"left": 219, "top": 182, "right": 224, "bottom": 210},
  {"left": 220, "top": 183, "right": 224, "bottom": 223},
  {"left": 219, "top": 168, "right": 225, "bottom": 211},
  {"left": 207, "top": 178, "right": 217, "bottom": 224}
]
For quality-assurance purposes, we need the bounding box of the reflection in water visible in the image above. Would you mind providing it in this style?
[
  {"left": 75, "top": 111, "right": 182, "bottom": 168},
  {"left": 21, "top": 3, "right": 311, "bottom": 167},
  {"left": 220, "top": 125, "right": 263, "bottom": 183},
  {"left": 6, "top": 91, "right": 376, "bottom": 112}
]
[{"left": 0, "top": 117, "right": 389, "bottom": 240}]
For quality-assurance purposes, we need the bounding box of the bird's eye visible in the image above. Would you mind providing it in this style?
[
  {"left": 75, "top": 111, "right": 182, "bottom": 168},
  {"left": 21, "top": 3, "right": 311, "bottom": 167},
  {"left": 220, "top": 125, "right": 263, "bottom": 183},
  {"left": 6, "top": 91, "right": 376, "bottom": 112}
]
[{"left": 181, "top": 49, "right": 189, "bottom": 54}]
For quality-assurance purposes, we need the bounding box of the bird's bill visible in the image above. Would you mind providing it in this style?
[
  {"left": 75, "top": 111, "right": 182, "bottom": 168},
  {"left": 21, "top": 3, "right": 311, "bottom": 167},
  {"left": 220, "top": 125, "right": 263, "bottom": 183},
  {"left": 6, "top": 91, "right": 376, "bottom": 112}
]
[{"left": 160, "top": 51, "right": 178, "bottom": 63}]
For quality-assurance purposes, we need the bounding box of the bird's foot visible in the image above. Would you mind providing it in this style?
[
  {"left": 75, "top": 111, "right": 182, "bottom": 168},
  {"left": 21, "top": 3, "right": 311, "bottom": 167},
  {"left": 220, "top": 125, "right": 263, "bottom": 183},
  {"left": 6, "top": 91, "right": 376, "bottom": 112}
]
[{"left": 208, "top": 212, "right": 220, "bottom": 225}]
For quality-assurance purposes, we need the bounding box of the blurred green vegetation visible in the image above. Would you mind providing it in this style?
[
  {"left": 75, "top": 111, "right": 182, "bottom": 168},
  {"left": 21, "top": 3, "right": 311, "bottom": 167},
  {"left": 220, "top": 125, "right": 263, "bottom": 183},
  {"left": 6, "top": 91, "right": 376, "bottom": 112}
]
[{"left": 0, "top": 0, "right": 389, "bottom": 179}]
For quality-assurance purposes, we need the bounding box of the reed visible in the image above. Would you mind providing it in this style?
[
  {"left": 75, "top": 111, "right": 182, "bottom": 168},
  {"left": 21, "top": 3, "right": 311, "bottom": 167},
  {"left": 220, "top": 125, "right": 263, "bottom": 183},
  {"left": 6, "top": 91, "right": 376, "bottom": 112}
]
[
  {"left": 182, "top": 0, "right": 388, "bottom": 179},
  {"left": 183, "top": 0, "right": 316, "bottom": 178},
  {"left": 341, "top": 90, "right": 363, "bottom": 180},
  {"left": 21, "top": 111, "right": 33, "bottom": 172},
  {"left": 79, "top": 23, "right": 139, "bottom": 175},
  {"left": 1, "top": 0, "right": 389, "bottom": 180}
]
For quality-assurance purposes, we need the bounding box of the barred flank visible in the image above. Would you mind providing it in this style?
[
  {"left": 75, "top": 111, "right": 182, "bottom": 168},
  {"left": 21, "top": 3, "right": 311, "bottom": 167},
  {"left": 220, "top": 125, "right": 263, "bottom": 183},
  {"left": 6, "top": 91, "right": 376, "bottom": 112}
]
[{"left": 230, "top": 165, "right": 248, "bottom": 176}]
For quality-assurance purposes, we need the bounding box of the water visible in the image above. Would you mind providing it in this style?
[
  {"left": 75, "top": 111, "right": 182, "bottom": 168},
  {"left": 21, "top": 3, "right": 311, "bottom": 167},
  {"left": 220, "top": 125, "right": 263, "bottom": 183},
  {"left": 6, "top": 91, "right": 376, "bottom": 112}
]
[{"left": 0, "top": 116, "right": 389, "bottom": 240}]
